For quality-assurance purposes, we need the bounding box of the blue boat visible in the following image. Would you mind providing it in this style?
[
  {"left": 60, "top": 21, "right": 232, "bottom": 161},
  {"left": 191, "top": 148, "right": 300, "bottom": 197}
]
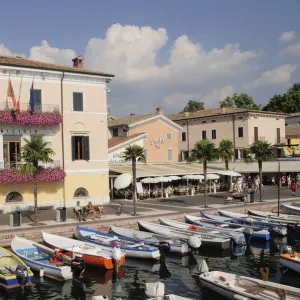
[
  {"left": 200, "top": 211, "right": 271, "bottom": 241},
  {"left": 77, "top": 226, "right": 161, "bottom": 260}
]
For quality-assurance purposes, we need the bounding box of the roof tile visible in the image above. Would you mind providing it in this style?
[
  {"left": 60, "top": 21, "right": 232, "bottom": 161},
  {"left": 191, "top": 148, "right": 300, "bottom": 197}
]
[{"left": 108, "top": 132, "right": 146, "bottom": 149}]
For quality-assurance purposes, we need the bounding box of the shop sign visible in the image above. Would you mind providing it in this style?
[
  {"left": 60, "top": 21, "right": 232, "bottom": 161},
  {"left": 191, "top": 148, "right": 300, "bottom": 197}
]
[{"left": 150, "top": 137, "right": 164, "bottom": 149}]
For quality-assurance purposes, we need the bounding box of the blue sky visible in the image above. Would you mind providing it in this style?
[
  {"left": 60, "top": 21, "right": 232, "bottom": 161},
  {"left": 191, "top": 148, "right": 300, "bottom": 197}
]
[{"left": 1, "top": 0, "right": 300, "bottom": 116}]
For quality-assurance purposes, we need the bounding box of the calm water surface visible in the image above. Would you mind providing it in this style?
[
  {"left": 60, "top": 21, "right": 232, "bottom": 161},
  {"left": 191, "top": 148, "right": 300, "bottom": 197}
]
[{"left": 2, "top": 237, "right": 300, "bottom": 300}]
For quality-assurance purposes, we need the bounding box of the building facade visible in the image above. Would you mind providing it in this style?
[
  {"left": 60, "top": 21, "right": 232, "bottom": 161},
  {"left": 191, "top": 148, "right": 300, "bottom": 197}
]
[
  {"left": 286, "top": 113, "right": 300, "bottom": 125},
  {"left": 0, "top": 56, "right": 113, "bottom": 212},
  {"left": 285, "top": 125, "right": 300, "bottom": 157},
  {"left": 108, "top": 108, "right": 182, "bottom": 163},
  {"left": 168, "top": 107, "right": 286, "bottom": 161}
]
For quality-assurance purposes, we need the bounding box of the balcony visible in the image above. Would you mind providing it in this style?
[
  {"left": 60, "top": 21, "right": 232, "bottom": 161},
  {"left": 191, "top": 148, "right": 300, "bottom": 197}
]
[
  {"left": 252, "top": 136, "right": 266, "bottom": 143},
  {"left": 0, "top": 161, "right": 65, "bottom": 184},
  {"left": 275, "top": 137, "right": 286, "bottom": 145},
  {"left": 0, "top": 102, "right": 62, "bottom": 126}
]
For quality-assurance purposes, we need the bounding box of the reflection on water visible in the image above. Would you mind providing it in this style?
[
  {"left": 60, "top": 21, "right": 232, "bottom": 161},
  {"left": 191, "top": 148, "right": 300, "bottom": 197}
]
[{"left": 2, "top": 240, "right": 300, "bottom": 300}]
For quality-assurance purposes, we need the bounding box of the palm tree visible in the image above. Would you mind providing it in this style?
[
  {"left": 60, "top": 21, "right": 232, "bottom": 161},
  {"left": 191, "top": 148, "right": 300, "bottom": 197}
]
[
  {"left": 190, "top": 140, "right": 219, "bottom": 207},
  {"left": 20, "top": 137, "right": 54, "bottom": 224},
  {"left": 244, "top": 141, "right": 276, "bottom": 202},
  {"left": 219, "top": 140, "right": 234, "bottom": 170},
  {"left": 121, "top": 145, "right": 146, "bottom": 216}
]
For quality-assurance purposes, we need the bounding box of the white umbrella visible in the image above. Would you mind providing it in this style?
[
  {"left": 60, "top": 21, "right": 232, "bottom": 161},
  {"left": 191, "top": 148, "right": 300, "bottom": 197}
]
[
  {"left": 114, "top": 173, "right": 132, "bottom": 190},
  {"left": 183, "top": 174, "right": 204, "bottom": 180},
  {"left": 155, "top": 176, "right": 171, "bottom": 183},
  {"left": 168, "top": 176, "right": 181, "bottom": 181},
  {"left": 206, "top": 174, "right": 220, "bottom": 180},
  {"left": 141, "top": 177, "right": 155, "bottom": 184},
  {"left": 217, "top": 170, "right": 241, "bottom": 177}
]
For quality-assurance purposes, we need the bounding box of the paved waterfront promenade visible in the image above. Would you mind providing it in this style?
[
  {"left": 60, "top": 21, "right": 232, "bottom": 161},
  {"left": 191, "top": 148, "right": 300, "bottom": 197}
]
[{"left": 0, "top": 186, "right": 297, "bottom": 246}]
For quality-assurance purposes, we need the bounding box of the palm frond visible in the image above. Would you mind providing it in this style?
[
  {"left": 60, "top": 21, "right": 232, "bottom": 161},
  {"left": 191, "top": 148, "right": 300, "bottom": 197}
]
[{"left": 121, "top": 145, "right": 146, "bottom": 163}]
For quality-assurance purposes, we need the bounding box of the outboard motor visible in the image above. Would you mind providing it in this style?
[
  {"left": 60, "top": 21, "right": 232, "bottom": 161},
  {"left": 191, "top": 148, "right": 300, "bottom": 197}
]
[
  {"left": 15, "top": 265, "right": 28, "bottom": 287},
  {"left": 197, "top": 259, "right": 209, "bottom": 274},
  {"left": 243, "top": 227, "right": 254, "bottom": 236},
  {"left": 71, "top": 255, "right": 86, "bottom": 278},
  {"left": 188, "top": 236, "right": 202, "bottom": 249},
  {"left": 158, "top": 241, "right": 171, "bottom": 254},
  {"left": 282, "top": 245, "right": 293, "bottom": 254}
]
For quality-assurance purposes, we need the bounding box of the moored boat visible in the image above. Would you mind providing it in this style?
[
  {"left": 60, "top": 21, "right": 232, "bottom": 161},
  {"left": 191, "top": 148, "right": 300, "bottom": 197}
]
[
  {"left": 77, "top": 226, "right": 160, "bottom": 260},
  {"left": 138, "top": 221, "right": 202, "bottom": 249},
  {"left": 110, "top": 225, "right": 190, "bottom": 255},
  {"left": 42, "top": 232, "right": 126, "bottom": 269},
  {"left": 0, "top": 246, "right": 33, "bottom": 289},
  {"left": 160, "top": 217, "right": 245, "bottom": 246},
  {"left": 280, "top": 247, "right": 300, "bottom": 274},
  {"left": 281, "top": 204, "right": 300, "bottom": 215},
  {"left": 199, "top": 270, "right": 300, "bottom": 299},
  {"left": 11, "top": 236, "right": 73, "bottom": 281}
]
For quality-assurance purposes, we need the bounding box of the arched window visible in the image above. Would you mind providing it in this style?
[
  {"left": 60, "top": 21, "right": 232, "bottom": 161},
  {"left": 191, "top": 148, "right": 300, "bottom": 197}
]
[
  {"left": 74, "top": 188, "right": 89, "bottom": 198},
  {"left": 6, "top": 192, "right": 23, "bottom": 203}
]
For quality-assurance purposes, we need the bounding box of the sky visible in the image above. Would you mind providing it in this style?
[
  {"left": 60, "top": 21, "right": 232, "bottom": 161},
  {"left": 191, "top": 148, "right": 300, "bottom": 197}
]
[{"left": 1, "top": 0, "right": 300, "bottom": 117}]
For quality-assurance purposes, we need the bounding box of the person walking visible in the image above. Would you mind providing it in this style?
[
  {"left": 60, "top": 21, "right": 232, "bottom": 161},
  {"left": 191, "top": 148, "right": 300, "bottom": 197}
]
[
  {"left": 291, "top": 180, "right": 297, "bottom": 196},
  {"left": 254, "top": 176, "right": 259, "bottom": 193},
  {"left": 287, "top": 175, "right": 291, "bottom": 188},
  {"left": 281, "top": 175, "right": 286, "bottom": 191},
  {"left": 271, "top": 176, "right": 276, "bottom": 186}
]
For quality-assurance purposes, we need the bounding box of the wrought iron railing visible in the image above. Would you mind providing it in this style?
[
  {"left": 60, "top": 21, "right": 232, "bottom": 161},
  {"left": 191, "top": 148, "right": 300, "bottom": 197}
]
[
  {"left": 0, "top": 102, "right": 60, "bottom": 113},
  {"left": 0, "top": 160, "right": 61, "bottom": 170}
]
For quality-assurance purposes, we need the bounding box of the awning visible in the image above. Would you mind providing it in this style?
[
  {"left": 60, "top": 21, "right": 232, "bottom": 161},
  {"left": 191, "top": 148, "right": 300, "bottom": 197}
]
[{"left": 109, "top": 163, "right": 216, "bottom": 178}]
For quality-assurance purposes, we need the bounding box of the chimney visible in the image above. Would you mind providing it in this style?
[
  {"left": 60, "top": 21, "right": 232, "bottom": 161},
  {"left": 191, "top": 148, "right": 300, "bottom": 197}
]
[
  {"left": 72, "top": 56, "right": 84, "bottom": 69},
  {"left": 156, "top": 107, "right": 163, "bottom": 115},
  {"left": 130, "top": 113, "right": 135, "bottom": 118}
]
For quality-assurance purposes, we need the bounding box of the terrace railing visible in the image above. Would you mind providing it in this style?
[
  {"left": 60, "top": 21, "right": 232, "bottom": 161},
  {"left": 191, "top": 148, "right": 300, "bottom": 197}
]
[{"left": 0, "top": 102, "right": 60, "bottom": 113}]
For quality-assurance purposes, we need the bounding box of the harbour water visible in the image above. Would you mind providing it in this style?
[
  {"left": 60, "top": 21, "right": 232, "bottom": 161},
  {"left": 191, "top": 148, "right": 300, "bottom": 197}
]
[{"left": 2, "top": 237, "right": 300, "bottom": 300}]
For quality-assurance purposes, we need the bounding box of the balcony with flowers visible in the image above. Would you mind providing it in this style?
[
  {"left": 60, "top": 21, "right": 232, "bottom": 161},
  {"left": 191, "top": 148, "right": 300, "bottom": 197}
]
[
  {"left": 0, "top": 161, "right": 65, "bottom": 184},
  {"left": 0, "top": 102, "right": 63, "bottom": 126}
]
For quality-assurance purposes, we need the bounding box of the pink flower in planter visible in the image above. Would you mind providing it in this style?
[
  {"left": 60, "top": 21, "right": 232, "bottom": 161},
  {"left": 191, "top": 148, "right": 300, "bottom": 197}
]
[
  {"left": 0, "top": 110, "right": 63, "bottom": 126},
  {"left": 0, "top": 167, "right": 65, "bottom": 184}
]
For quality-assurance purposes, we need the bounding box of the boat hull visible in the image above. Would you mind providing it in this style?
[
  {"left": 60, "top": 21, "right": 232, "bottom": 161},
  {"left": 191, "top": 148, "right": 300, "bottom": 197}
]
[
  {"left": 280, "top": 254, "right": 300, "bottom": 274},
  {"left": 281, "top": 204, "right": 300, "bottom": 215}
]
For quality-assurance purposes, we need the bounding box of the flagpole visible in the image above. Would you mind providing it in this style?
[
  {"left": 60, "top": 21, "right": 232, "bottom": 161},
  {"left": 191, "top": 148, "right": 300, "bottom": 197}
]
[{"left": 18, "top": 75, "right": 23, "bottom": 111}]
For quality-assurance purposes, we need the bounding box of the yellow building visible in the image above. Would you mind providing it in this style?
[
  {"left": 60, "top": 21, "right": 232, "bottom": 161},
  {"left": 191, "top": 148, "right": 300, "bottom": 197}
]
[
  {"left": 285, "top": 126, "right": 300, "bottom": 157},
  {"left": 0, "top": 56, "right": 113, "bottom": 212}
]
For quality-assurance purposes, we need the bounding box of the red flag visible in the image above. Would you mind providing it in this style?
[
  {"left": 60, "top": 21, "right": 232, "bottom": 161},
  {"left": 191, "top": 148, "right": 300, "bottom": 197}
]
[{"left": 7, "top": 79, "right": 17, "bottom": 109}]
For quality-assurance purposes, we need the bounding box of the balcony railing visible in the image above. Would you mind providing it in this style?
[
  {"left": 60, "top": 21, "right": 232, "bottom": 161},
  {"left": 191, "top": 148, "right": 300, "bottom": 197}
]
[
  {"left": 275, "top": 137, "right": 286, "bottom": 144},
  {"left": 0, "top": 161, "right": 61, "bottom": 170},
  {"left": 0, "top": 102, "right": 60, "bottom": 113},
  {"left": 252, "top": 136, "right": 266, "bottom": 142},
  {"left": 0, "top": 102, "right": 63, "bottom": 126}
]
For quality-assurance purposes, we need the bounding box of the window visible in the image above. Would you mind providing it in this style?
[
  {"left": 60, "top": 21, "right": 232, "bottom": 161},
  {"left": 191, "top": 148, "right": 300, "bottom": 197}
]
[
  {"left": 235, "top": 149, "right": 239, "bottom": 160},
  {"left": 238, "top": 127, "right": 244, "bottom": 138},
  {"left": 183, "top": 151, "right": 189, "bottom": 160},
  {"left": 74, "top": 188, "right": 89, "bottom": 197},
  {"left": 276, "top": 128, "right": 280, "bottom": 143},
  {"left": 144, "top": 148, "right": 148, "bottom": 161},
  {"left": 235, "top": 149, "right": 244, "bottom": 160},
  {"left": 73, "top": 92, "right": 83, "bottom": 112},
  {"left": 33, "top": 90, "right": 42, "bottom": 110},
  {"left": 238, "top": 116, "right": 243, "bottom": 120},
  {"left": 72, "top": 136, "right": 90, "bottom": 160},
  {"left": 254, "top": 127, "right": 258, "bottom": 142},
  {"left": 112, "top": 128, "right": 118, "bottom": 137},
  {"left": 3, "top": 135, "right": 21, "bottom": 169},
  {"left": 202, "top": 121, "right": 206, "bottom": 124},
  {"left": 212, "top": 129, "right": 216, "bottom": 140},
  {"left": 167, "top": 149, "right": 173, "bottom": 162},
  {"left": 167, "top": 133, "right": 172, "bottom": 140},
  {"left": 202, "top": 130, "right": 207, "bottom": 139},
  {"left": 6, "top": 192, "right": 23, "bottom": 203},
  {"left": 181, "top": 132, "right": 187, "bottom": 142},
  {"left": 239, "top": 149, "right": 244, "bottom": 159},
  {"left": 288, "top": 139, "right": 291, "bottom": 146},
  {"left": 211, "top": 120, "right": 216, "bottom": 123}
]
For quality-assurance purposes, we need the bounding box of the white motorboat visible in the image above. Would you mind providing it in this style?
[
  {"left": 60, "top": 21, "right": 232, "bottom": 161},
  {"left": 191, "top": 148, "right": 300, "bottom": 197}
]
[
  {"left": 110, "top": 225, "right": 190, "bottom": 255},
  {"left": 199, "top": 270, "right": 300, "bottom": 299},
  {"left": 281, "top": 204, "right": 300, "bottom": 216},
  {"left": 160, "top": 217, "right": 245, "bottom": 246}
]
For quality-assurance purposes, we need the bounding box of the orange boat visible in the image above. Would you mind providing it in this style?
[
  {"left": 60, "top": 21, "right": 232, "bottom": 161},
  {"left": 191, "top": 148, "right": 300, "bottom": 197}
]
[{"left": 42, "top": 232, "right": 126, "bottom": 270}]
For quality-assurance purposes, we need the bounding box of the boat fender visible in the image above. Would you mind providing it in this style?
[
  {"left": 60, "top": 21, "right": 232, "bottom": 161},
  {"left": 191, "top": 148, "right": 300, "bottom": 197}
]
[
  {"left": 91, "top": 296, "right": 109, "bottom": 300},
  {"left": 39, "top": 268, "right": 44, "bottom": 278},
  {"left": 188, "top": 225, "right": 199, "bottom": 231},
  {"left": 219, "top": 276, "right": 226, "bottom": 281},
  {"left": 197, "top": 259, "right": 209, "bottom": 273},
  {"left": 188, "top": 236, "right": 202, "bottom": 248},
  {"left": 145, "top": 282, "right": 165, "bottom": 298},
  {"left": 112, "top": 247, "right": 123, "bottom": 265}
]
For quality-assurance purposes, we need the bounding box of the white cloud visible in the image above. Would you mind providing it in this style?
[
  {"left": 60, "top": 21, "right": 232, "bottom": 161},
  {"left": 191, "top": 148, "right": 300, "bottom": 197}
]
[
  {"left": 0, "top": 44, "right": 25, "bottom": 57},
  {"left": 163, "top": 85, "right": 235, "bottom": 112},
  {"left": 279, "top": 31, "right": 296, "bottom": 42},
  {"left": 243, "top": 64, "right": 297, "bottom": 90},
  {"left": 280, "top": 42, "right": 300, "bottom": 56},
  {"left": 29, "top": 40, "right": 77, "bottom": 65}
]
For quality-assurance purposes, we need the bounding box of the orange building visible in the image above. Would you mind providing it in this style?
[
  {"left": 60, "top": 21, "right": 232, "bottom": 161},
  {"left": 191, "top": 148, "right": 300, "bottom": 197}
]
[{"left": 108, "top": 107, "right": 182, "bottom": 163}]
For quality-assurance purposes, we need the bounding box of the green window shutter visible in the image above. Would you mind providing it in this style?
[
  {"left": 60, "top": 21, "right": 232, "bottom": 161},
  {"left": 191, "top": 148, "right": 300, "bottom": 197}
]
[
  {"left": 84, "top": 136, "right": 90, "bottom": 160},
  {"left": 73, "top": 93, "right": 83, "bottom": 111},
  {"left": 34, "top": 90, "right": 42, "bottom": 109},
  {"left": 71, "top": 136, "right": 76, "bottom": 161}
]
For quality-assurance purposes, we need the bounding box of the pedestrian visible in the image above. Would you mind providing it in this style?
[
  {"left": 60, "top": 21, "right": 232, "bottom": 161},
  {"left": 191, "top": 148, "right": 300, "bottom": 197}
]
[
  {"left": 271, "top": 176, "right": 276, "bottom": 186},
  {"left": 287, "top": 175, "right": 291, "bottom": 188},
  {"left": 254, "top": 176, "right": 259, "bottom": 193},
  {"left": 281, "top": 175, "right": 286, "bottom": 191},
  {"left": 297, "top": 173, "right": 300, "bottom": 187},
  {"left": 291, "top": 180, "right": 297, "bottom": 196},
  {"left": 247, "top": 176, "right": 252, "bottom": 189}
]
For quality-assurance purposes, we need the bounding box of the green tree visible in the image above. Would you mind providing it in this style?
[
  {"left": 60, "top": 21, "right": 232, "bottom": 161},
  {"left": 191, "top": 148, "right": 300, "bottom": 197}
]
[
  {"left": 244, "top": 141, "right": 276, "bottom": 202},
  {"left": 219, "top": 93, "right": 261, "bottom": 110},
  {"left": 219, "top": 140, "right": 234, "bottom": 170},
  {"left": 20, "top": 137, "right": 54, "bottom": 225},
  {"left": 181, "top": 100, "right": 204, "bottom": 113},
  {"left": 263, "top": 84, "right": 300, "bottom": 113},
  {"left": 121, "top": 145, "right": 146, "bottom": 216},
  {"left": 190, "top": 140, "right": 219, "bottom": 207}
]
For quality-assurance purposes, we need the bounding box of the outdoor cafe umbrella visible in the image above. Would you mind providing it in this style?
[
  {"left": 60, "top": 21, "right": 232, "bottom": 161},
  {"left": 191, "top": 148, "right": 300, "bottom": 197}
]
[
  {"left": 114, "top": 173, "right": 132, "bottom": 190},
  {"left": 141, "top": 177, "right": 156, "bottom": 194},
  {"left": 217, "top": 170, "right": 241, "bottom": 177},
  {"left": 206, "top": 174, "right": 220, "bottom": 180},
  {"left": 167, "top": 176, "right": 182, "bottom": 181}
]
